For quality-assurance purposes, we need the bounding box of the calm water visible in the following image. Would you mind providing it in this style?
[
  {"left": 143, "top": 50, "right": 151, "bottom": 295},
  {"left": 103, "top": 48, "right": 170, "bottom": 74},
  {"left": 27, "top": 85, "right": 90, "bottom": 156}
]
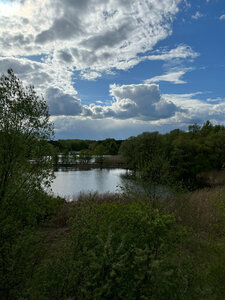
[{"left": 51, "top": 167, "right": 130, "bottom": 199}]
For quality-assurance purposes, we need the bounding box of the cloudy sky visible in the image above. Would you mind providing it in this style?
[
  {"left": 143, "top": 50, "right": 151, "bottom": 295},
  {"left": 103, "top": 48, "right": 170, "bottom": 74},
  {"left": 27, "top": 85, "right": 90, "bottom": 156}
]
[{"left": 0, "top": 0, "right": 225, "bottom": 139}]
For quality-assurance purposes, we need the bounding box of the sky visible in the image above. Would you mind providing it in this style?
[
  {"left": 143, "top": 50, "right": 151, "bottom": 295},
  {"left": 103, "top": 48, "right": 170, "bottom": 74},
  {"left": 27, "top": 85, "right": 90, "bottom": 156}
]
[{"left": 0, "top": 0, "right": 225, "bottom": 140}]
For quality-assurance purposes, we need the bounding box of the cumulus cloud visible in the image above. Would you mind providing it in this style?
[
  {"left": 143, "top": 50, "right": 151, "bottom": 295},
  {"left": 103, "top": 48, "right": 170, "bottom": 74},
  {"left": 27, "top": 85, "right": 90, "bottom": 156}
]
[
  {"left": 0, "top": 0, "right": 210, "bottom": 139},
  {"left": 1, "top": 55, "right": 224, "bottom": 138},
  {"left": 0, "top": 0, "right": 199, "bottom": 85},
  {"left": 83, "top": 83, "right": 181, "bottom": 121},
  {"left": 50, "top": 92, "right": 225, "bottom": 139},
  {"left": 163, "top": 92, "right": 225, "bottom": 124},
  {"left": 0, "top": 56, "right": 75, "bottom": 95},
  {"left": 35, "top": 17, "right": 83, "bottom": 44},
  {"left": 46, "top": 88, "right": 82, "bottom": 116},
  {"left": 0, "top": 0, "right": 185, "bottom": 78}
]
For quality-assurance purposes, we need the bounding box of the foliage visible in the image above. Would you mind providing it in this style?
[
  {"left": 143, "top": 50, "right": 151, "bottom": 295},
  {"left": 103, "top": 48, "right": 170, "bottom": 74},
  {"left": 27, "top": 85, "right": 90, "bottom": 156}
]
[
  {"left": 0, "top": 69, "right": 61, "bottom": 299},
  {"left": 31, "top": 196, "right": 185, "bottom": 300},
  {"left": 79, "top": 149, "right": 92, "bottom": 163},
  {"left": 49, "top": 138, "right": 122, "bottom": 156},
  {"left": 120, "top": 121, "right": 225, "bottom": 187},
  {"left": 1, "top": 188, "right": 225, "bottom": 299},
  {"left": 0, "top": 69, "right": 54, "bottom": 204}
]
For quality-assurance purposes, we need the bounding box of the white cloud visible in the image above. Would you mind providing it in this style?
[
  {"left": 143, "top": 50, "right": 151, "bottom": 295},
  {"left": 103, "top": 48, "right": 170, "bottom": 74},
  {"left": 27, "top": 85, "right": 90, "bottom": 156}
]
[
  {"left": 51, "top": 92, "right": 225, "bottom": 139},
  {"left": 0, "top": 1, "right": 222, "bottom": 139},
  {"left": 192, "top": 11, "right": 204, "bottom": 20},
  {"left": 144, "top": 69, "right": 192, "bottom": 84},
  {"left": 83, "top": 83, "right": 181, "bottom": 121},
  {"left": 145, "top": 45, "right": 199, "bottom": 61},
  {"left": 2, "top": 56, "right": 222, "bottom": 130},
  {"left": 0, "top": 0, "right": 198, "bottom": 85},
  {"left": 0, "top": 56, "right": 75, "bottom": 95},
  {"left": 0, "top": 0, "right": 184, "bottom": 78},
  {"left": 2, "top": 55, "right": 224, "bottom": 138},
  {"left": 207, "top": 97, "right": 225, "bottom": 102},
  {"left": 51, "top": 116, "right": 171, "bottom": 139},
  {"left": 44, "top": 87, "right": 225, "bottom": 139},
  {"left": 219, "top": 14, "right": 225, "bottom": 20},
  {"left": 80, "top": 70, "right": 102, "bottom": 81},
  {"left": 162, "top": 92, "right": 225, "bottom": 124}
]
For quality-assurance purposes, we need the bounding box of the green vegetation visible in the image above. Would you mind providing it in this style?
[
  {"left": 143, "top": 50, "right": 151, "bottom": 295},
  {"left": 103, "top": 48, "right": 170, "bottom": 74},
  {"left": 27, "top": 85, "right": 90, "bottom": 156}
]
[
  {"left": 49, "top": 137, "right": 122, "bottom": 155},
  {"left": 30, "top": 195, "right": 185, "bottom": 299},
  {"left": 49, "top": 137, "right": 124, "bottom": 168},
  {"left": 1, "top": 189, "right": 224, "bottom": 299},
  {"left": 1, "top": 70, "right": 225, "bottom": 299},
  {"left": 0, "top": 70, "right": 62, "bottom": 299},
  {"left": 120, "top": 122, "right": 225, "bottom": 188}
]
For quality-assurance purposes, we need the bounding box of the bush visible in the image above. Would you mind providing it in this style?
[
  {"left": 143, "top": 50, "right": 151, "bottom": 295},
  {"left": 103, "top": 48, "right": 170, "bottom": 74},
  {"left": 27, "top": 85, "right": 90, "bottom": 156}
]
[{"left": 32, "top": 195, "right": 185, "bottom": 299}]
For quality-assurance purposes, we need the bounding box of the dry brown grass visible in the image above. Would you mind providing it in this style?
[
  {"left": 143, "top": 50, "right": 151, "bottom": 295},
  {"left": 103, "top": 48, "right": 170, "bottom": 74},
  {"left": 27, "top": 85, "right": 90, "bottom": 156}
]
[
  {"left": 103, "top": 155, "right": 126, "bottom": 166},
  {"left": 72, "top": 191, "right": 121, "bottom": 204},
  {"left": 165, "top": 186, "right": 225, "bottom": 236}
]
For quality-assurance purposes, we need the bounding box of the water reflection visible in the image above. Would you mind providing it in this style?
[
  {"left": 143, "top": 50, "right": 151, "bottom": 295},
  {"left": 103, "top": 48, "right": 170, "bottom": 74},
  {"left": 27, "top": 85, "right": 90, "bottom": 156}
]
[{"left": 51, "top": 167, "right": 130, "bottom": 199}]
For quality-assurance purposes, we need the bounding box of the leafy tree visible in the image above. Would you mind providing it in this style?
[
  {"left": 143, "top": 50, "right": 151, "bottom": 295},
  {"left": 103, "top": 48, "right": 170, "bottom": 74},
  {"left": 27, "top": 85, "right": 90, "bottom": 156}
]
[
  {"left": 0, "top": 69, "right": 54, "bottom": 205},
  {"left": 94, "top": 144, "right": 108, "bottom": 165},
  {"left": 188, "top": 123, "right": 201, "bottom": 134},
  {"left": 0, "top": 69, "right": 56, "bottom": 299},
  {"left": 79, "top": 149, "right": 92, "bottom": 164},
  {"left": 102, "top": 138, "right": 119, "bottom": 155},
  {"left": 119, "top": 136, "right": 137, "bottom": 169}
]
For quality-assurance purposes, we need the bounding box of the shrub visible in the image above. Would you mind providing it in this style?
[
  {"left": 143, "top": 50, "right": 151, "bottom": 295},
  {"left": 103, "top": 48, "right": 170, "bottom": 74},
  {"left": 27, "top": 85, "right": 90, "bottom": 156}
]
[{"left": 33, "top": 196, "right": 185, "bottom": 299}]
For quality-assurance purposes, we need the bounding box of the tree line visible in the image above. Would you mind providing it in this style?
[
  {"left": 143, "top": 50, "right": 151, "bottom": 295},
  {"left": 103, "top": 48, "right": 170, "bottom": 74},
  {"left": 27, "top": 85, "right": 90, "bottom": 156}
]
[
  {"left": 119, "top": 121, "right": 225, "bottom": 187},
  {"left": 49, "top": 138, "right": 122, "bottom": 155}
]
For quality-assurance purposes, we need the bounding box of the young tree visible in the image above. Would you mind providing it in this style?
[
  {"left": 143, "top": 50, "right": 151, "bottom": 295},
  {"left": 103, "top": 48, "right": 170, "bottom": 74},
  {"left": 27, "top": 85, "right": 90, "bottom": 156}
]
[{"left": 0, "top": 69, "right": 54, "bottom": 206}]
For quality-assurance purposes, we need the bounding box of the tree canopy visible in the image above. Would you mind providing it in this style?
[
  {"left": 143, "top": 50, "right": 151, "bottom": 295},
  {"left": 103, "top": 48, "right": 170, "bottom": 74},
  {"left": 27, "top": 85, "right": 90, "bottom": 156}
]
[
  {"left": 120, "top": 121, "right": 225, "bottom": 187},
  {"left": 0, "top": 69, "right": 53, "bottom": 206}
]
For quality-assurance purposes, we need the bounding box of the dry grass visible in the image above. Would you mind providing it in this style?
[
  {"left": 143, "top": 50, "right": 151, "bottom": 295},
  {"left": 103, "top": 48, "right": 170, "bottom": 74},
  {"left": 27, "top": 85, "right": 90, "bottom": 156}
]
[
  {"left": 196, "top": 170, "right": 225, "bottom": 186},
  {"left": 165, "top": 186, "right": 225, "bottom": 236},
  {"left": 72, "top": 191, "right": 121, "bottom": 204},
  {"left": 103, "top": 155, "right": 126, "bottom": 166}
]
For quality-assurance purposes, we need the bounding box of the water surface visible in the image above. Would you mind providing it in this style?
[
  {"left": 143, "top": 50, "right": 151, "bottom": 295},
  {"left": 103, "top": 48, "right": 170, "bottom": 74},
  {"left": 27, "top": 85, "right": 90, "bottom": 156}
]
[{"left": 51, "top": 167, "right": 129, "bottom": 199}]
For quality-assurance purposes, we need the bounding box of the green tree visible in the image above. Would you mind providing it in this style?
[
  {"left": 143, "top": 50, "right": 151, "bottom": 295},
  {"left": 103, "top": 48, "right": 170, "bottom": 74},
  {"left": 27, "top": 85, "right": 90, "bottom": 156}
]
[
  {"left": 94, "top": 144, "right": 108, "bottom": 165},
  {"left": 79, "top": 149, "right": 92, "bottom": 164},
  {"left": 119, "top": 136, "right": 137, "bottom": 169},
  {"left": 0, "top": 70, "right": 56, "bottom": 298},
  {"left": 0, "top": 69, "right": 54, "bottom": 205}
]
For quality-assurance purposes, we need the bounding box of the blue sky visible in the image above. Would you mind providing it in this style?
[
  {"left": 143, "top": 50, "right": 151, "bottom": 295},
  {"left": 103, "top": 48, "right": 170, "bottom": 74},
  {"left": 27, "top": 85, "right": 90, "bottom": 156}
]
[{"left": 0, "top": 0, "right": 225, "bottom": 139}]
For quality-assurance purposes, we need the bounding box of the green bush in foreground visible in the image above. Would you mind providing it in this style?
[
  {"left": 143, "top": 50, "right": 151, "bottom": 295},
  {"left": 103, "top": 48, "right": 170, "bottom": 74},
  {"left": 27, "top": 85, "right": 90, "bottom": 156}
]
[
  {"left": 0, "top": 192, "right": 62, "bottom": 300},
  {"left": 32, "top": 197, "right": 186, "bottom": 300}
]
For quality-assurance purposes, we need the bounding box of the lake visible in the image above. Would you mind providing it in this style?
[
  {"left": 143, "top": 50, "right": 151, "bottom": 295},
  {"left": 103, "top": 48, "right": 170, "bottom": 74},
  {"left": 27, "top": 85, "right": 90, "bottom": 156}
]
[{"left": 50, "top": 167, "right": 130, "bottom": 199}]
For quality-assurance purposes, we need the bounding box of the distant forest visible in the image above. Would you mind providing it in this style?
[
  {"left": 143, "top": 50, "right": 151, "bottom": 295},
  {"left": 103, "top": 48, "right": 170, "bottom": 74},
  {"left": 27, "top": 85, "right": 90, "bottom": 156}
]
[
  {"left": 49, "top": 138, "right": 123, "bottom": 155},
  {"left": 50, "top": 121, "right": 225, "bottom": 187}
]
